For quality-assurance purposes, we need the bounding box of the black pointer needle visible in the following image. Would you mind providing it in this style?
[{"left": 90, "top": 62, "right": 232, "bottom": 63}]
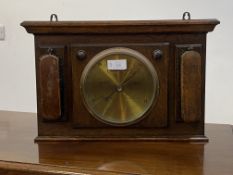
[
  {"left": 92, "top": 89, "right": 117, "bottom": 106},
  {"left": 121, "top": 70, "right": 137, "bottom": 86}
]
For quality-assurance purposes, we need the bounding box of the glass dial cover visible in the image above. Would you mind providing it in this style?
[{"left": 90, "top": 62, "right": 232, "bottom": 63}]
[{"left": 80, "top": 47, "right": 159, "bottom": 126}]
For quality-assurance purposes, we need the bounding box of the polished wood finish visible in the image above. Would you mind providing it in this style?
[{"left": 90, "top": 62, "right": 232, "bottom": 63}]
[
  {"left": 38, "top": 54, "right": 61, "bottom": 121},
  {"left": 175, "top": 44, "right": 204, "bottom": 123},
  {"left": 21, "top": 19, "right": 219, "bottom": 34},
  {"left": 0, "top": 111, "right": 232, "bottom": 175},
  {"left": 181, "top": 51, "right": 202, "bottom": 122},
  {"left": 21, "top": 19, "right": 219, "bottom": 141}
]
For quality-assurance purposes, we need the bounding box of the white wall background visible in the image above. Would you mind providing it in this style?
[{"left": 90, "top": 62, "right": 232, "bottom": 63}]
[{"left": 0, "top": 0, "right": 232, "bottom": 124}]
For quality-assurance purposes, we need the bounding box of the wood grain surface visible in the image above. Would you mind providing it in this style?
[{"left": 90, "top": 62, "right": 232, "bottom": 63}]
[
  {"left": 38, "top": 54, "right": 61, "bottom": 120},
  {"left": 0, "top": 111, "right": 232, "bottom": 175},
  {"left": 181, "top": 51, "right": 202, "bottom": 122},
  {"left": 21, "top": 19, "right": 220, "bottom": 140},
  {"left": 21, "top": 19, "right": 220, "bottom": 34}
]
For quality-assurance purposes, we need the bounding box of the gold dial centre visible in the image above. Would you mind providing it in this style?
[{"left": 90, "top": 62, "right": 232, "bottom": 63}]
[{"left": 80, "top": 47, "right": 159, "bottom": 126}]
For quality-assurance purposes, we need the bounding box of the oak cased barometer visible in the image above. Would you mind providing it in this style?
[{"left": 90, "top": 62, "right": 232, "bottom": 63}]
[{"left": 21, "top": 14, "right": 219, "bottom": 141}]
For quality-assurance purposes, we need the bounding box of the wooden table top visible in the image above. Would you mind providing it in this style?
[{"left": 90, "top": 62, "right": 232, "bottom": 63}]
[{"left": 0, "top": 110, "right": 232, "bottom": 175}]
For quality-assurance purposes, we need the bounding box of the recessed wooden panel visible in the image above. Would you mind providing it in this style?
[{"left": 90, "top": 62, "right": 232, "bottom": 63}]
[
  {"left": 71, "top": 43, "right": 169, "bottom": 128},
  {"left": 180, "top": 51, "right": 202, "bottom": 122},
  {"left": 38, "top": 54, "right": 61, "bottom": 120}
]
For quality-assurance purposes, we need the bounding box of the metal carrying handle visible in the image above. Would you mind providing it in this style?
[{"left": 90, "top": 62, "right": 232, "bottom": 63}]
[
  {"left": 182, "top": 12, "right": 191, "bottom": 20},
  {"left": 50, "top": 14, "right": 58, "bottom": 22}
]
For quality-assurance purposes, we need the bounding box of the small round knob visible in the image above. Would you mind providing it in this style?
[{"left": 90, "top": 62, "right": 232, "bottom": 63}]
[
  {"left": 47, "top": 48, "right": 54, "bottom": 54},
  {"left": 76, "top": 50, "right": 86, "bottom": 60},
  {"left": 153, "top": 49, "right": 163, "bottom": 60}
]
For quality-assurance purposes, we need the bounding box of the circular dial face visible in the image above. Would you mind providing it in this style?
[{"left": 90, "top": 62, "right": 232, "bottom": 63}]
[{"left": 80, "top": 47, "right": 159, "bottom": 126}]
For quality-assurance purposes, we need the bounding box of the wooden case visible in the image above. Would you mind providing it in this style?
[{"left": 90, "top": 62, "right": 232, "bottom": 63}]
[{"left": 21, "top": 17, "right": 219, "bottom": 141}]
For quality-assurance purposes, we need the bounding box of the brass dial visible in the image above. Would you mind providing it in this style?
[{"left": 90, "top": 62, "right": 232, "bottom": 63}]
[{"left": 80, "top": 47, "right": 159, "bottom": 126}]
